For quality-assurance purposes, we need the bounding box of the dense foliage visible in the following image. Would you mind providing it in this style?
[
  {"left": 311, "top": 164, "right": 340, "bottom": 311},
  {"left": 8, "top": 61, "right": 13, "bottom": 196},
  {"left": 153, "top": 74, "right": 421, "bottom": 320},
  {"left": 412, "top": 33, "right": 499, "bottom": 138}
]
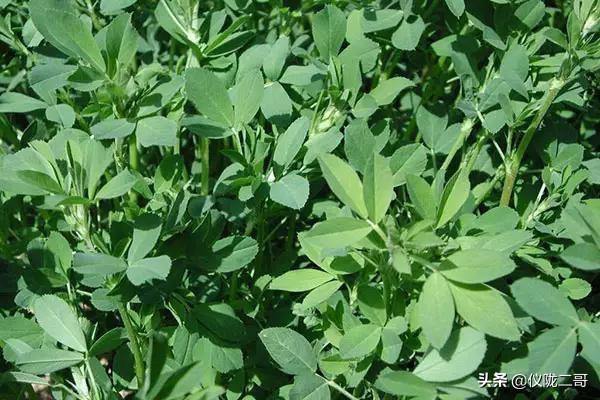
[{"left": 0, "top": 0, "right": 599, "bottom": 398}]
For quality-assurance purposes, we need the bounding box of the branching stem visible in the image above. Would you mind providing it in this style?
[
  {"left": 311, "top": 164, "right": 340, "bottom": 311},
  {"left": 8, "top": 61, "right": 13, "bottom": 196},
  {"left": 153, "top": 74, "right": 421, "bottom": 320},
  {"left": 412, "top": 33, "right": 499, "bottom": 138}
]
[
  {"left": 118, "top": 304, "right": 145, "bottom": 387},
  {"left": 500, "top": 78, "right": 564, "bottom": 206}
]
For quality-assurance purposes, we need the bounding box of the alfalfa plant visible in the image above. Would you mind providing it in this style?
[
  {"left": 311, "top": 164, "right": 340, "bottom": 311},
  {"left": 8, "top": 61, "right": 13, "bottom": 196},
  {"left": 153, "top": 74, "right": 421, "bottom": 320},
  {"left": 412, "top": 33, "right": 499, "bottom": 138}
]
[{"left": 0, "top": 0, "right": 599, "bottom": 399}]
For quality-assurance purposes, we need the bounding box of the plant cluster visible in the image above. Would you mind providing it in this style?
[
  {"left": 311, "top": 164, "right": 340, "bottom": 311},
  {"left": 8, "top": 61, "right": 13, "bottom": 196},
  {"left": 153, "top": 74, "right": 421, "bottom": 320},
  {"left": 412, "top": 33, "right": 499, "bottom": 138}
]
[{"left": 0, "top": 0, "right": 599, "bottom": 399}]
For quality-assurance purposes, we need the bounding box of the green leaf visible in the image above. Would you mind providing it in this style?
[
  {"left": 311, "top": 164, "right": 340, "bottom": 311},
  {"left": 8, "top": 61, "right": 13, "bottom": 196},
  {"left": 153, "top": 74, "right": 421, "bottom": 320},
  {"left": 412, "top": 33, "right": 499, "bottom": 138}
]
[
  {"left": 406, "top": 175, "right": 437, "bottom": 220},
  {"left": 375, "top": 370, "right": 437, "bottom": 398},
  {"left": 16, "top": 348, "right": 84, "bottom": 374},
  {"left": 469, "top": 206, "right": 519, "bottom": 233},
  {"left": 450, "top": 282, "right": 520, "bottom": 341},
  {"left": 515, "top": 0, "right": 546, "bottom": 29},
  {"left": 0, "top": 92, "right": 47, "bottom": 113},
  {"left": 136, "top": 116, "right": 178, "bottom": 147},
  {"left": 154, "top": 154, "right": 184, "bottom": 193},
  {"left": 301, "top": 281, "right": 343, "bottom": 309},
  {"left": 95, "top": 169, "right": 137, "bottom": 199},
  {"left": 202, "top": 236, "right": 258, "bottom": 273},
  {"left": 259, "top": 327, "right": 317, "bottom": 375},
  {"left": 414, "top": 327, "right": 486, "bottom": 382},
  {"left": 183, "top": 116, "right": 232, "bottom": 139},
  {"left": 357, "top": 285, "right": 387, "bottom": 326},
  {"left": 369, "top": 77, "right": 414, "bottom": 106},
  {"left": 560, "top": 242, "right": 600, "bottom": 271},
  {"left": 510, "top": 278, "right": 579, "bottom": 326},
  {"left": 380, "top": 327, "right": 403, "bottom": 364},
  {"left": 440, "top": 249, "right": 517, "bottom": 283},
  {"left": 128, "top": 213, "right": 162, "bottom": 262},
  {"left": 105, "top": 13, "right": 138, "bottom": 69},
  {"left": 419, "top": 273, "right": 454, "bottom": 349},
  {"left": 263, "top": 36, "right": 289, "bottom": 81},
  {"left": 437, "top": 171, "right": 470, "bottom": 227},
  {"left": 527, "top": 326, "right": 577, "bottom": 375},
  {"left": 445, "top": 0, "right": 465, "bottom": 17},
  {"left": 391, "top": 15, "right": 425, "bottom": 51},
  {"left": 154, "top": 0, "right": 198, "bottom": 45},
  {"left": 303, "top": 218, "right": 372, "bottom": 249},
  {"left": 318, "top": 153, "right": 368, "bottom": 218},
  {"left": 344, "top": 119, "right": 376, "bottom": 173},
  {"left": 2, "top": 371, "right": 49, "bottom": 386},
  {"left": 363, "top": 154, "right": 393, "bottom": 223},
  {"left": 578, "top": 322, "right": 600, "bottom": 365},
  {"left": 193, "top": 303, "right": 246, "bottom": 343},
  {"left": 16, "top": 171, "right": 63, "bottom": 194},
  {"left": 290, "top": 373, "right": 330, "bottom": 400},
  {"left": 30, "top": 64, "right": 76, "bottom": 103},
  {"left": 185, "top": 68, "right": 234, "bottom": 127},
  {"left": 89, "top": 327, "right": 127, "bottom": 357},
  {"left": 339, "top": 324, "right": 382, "bottom": 360},
  {"left": 45, "top": 104, "right": 75, "bottom": 128},
  {"left": 312, "top": 5, "right": 346, "bottom": 60},
  {"left": 29, "top": 0, "right": 106, "bottom": 72},
  {"left": 73, "top": 252, "right": 128, "bottom": 276},
  {"left": 390, "top": 144, "right": 428, "bottom": 186},
  {"left": 91, "top": 119, "right": 136, "bottom": 140},
  {"left": 270, "top": 174, "right": 310, "bottom": 210},
  {"left": 499, "top": 44, "right": 529, "bottom": 95},
  {"left": 361, "top": 9, "right": 404, "bottom": 33},
  {"left": 0, "top": 316, "right": 43, "bottom": 344},
  {"left": 559, "top": 278, "right": 591, "bottom": 300},
  {"left": 270, "top": 269, "right": 334, "bottom": 292},
  {"left": 233, "top": 69, "right": 264, "bottom": 125},
  {"left": 273, "top": 116, "right": 311, "bottom": 167},
  {"left": 33, "top": 295, "right": 87, "bottom": 352},
  {"left": 416, "top": 107, "right": 448, "bottom": 153},
  {"left": 80, "top": 139, "right": 113, "bottom": 198},
  {"left": 261, "top": 82, "right": 292, "bottom": 126},
  {"left": 280, "top": 64, "right": 326, "bottom": 86},
  {"left": 126, "top": 255, "right": 172, "bottom": 285}
]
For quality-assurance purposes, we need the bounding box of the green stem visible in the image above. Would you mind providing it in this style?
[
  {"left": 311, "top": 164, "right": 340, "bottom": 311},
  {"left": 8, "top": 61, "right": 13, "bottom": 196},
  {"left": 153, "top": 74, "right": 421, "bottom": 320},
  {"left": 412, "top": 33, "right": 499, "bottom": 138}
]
[
  {"left": 473, "top": 166, "right": 504, "bottom": 209},
  {"left": 229, "top": 272, "right": 239, "bottom": 303},
  {"left": 440, "top": 118, "right": 474, "bottom": 171},
  {"left": 200, "top": 137, "right": 210, "bottom": 196},
  {"left": 85, "top": 360, "right": 101, "bottom": 400},
  {"left": 128, "top": 135, "right": 139, "bottom": 203},
  {"left": 118, "top": 304, "right": 145, "bottom": 388},
  {"left": 500, "top": 78, "right": 564, "bottom": 206},
  {"left": 309, "top": 88, "right": 326, "bottom": 134},
  {"left": 463, "top": 133, "right": 486, "bottom": 175},
  {"left": 326, "top": 380, "right": 359, "bottom": 400},
  {"left": 367, "top": 220, "right": 393, "bottom": 315},
  {"left": 128, "top": 134, "right": 139, "bottom": 171}
]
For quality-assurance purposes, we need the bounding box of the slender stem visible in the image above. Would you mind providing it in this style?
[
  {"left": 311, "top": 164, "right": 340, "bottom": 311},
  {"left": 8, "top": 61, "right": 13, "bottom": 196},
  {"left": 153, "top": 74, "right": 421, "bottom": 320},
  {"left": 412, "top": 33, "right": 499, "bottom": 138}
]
[
  {"left": 473, "top": 166, "right": 504, "bottom": 208},
  {"left": 440, "top": 118, "right": 474, "bottom": 171},
  {"left": 500, "top": 78, "right": 564, "bottom": 206},
  {"left": 523, "top": 182, "right": 547, "bottom": 227},
  {"left": 367, "top": 220, "right": 393, "bottom": 315},
  {"left": 128, "top": 135, "right": 139, "bottom": 203},
  {"left": 128, "top": 134, "right": 139, "bottom": 171},
  {"left": 367, "top": 220, "right": 388, "bottom": 247},
  {"left": 411, "top": 254, "right": 438, "bottom": 272},
  {"left": 463, "top": 133, "right": 486, "bottom": 175},
  {"left": 309, "top": 88, "right": 326, "bottom": 134},
  {"left": 118, "top": 304, "right": 145, "bottom": 387},
  {"left": 326, "top": 380, "right": 359, "bottom": 400},
  {"left": 285, "top": 213, "right": 296, "bottom": 252},
  {"left": 200, "top": 137, "right": 210, "bottom": 196},
  {"left": 85, "top": 359, "right": 101, "bottom": 400},
  {"left": 229, "top": 272, "right": 239, "bottom": 303},
  {"left": 54, "top": 384, "right": 87, "bottom": 400}
]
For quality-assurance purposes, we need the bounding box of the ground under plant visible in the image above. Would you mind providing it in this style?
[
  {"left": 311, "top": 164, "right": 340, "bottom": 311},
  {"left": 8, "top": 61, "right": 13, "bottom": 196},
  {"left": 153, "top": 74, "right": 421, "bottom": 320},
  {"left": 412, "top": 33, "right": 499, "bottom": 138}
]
[{"left": 0, "top": 0, "right": 599, "bottom": 399}]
